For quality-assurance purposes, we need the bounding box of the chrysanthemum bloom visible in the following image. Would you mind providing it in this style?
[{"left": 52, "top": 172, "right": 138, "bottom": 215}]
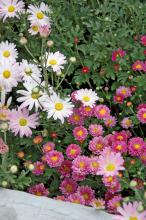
[
  {"left": 71, "top": 91, "right": 78, "bottom": 102},
  {"left": 104, "top": 116, "right": 116, "bottom": 128},
  {"left": 128, "top": 137, "right": 146, "bottom": 156},
  {"left": 0, "top": 138, "right": 9, "bottom": 154},
  {"left": 141, "top": 35, "right": 146, "bottom": 46},
  {"left": 113, "top": 94, "right": 124, "bottom": 104},
  {"left": 0, "top": 108, "right": 10, "bottom": 121},
  {"left": 107, "top": 195, "right": 122, "bottom": 213},
  {"left": 32, "top": 161, "right": 45, "bottom": 175},
  {"left": 0, "top": 41, "right": 18, "bottom": 62},
  {"left": 72, "top": 171, "right": 86, "bottom": 181},
  {"left": 67, "top": 109, "right": 84, "bottom": 125},
  {"left": 43, "top": 92, "right": 74, "bottom": 123},
  {"left": 72, "top": 155, "right": 90, "bottom": 175},
  {"left": 104, "top": 134, "right": 113, "bottom": 146},
  {"left": 102, "top": 176, "right": 118, "bottom": 187},
  {"left": 140, "top": 149, "right": 146, "bottom": 165},
  {"left": 33, "top": 135, "right": 43, "bottom": 144},
  {"left": 58, "top": 160, "right": 72, "bottom": 177},
  {"left": 75, "top": 89, "right": 99, "bottom": 107},
  {"left": 112, "top": 141, "right": 127, "bottom": 153},
  {"left": 137, "top": 108, "right": 146, "bottom": 124},
  {"left": 79, "top": 105, "right": 94, "bottom": 117},
  {"left": 59, "top": 178, "right": 77, "bottom": 196},
  {"left": 121, "top": 117, "right": 133, "bottom": 129},
  {"left": 28, "top": 183, "right": 48, "bottom": 197},
  {"left": 9, "top": 108, "right": 39, "bottom": 137},
  {"left": 89, "top": 136, "right": 107, "bottom": 154},
  {"left": 28, "top": 23, "right": 39, "bottom": 35},
  {"left": 0, "top": 0, "right": 25, "bottom": 21},
  {"left": 108, "top": 181, "right": 121, "bottom": 194},
  {"left": 66, "top": 144, "right": 81, "bottom": 160},
  {"left": 73, "top": 126, "right": 88, "bottom": 141},
  {"left": 97, "top": 149, "right": 125, "bottom": 177},
  {"left": 116, "top": 86, "right": 132, "bottom": 98},
  {"left": 91, "top": 198, "right": 105, "bottom": 210},
  {"left": 54, "top": 195, "right": 66, "bottom": 202},
  {"left": 94, "top": 105, "right": 110, "bottom": 119},
  {"left": 42, "top": 142, "right": 55, "bottom": 154},
  {"left": 113, "top": 201, "right": 146, "bottom": 220},
  {"left": 46, "top": 150, "right": 64, "bottom": 167},
  {"left": 132, "top": 60, "right": 144, "bottom": 71},
  {"left": 67, "top": 193, "right": 85, "bottom": 205},
  {"left": 111, "top": 48, "right": 126, "bottom": 62},
  {"left": 142, "top": 61, "right": 146, "bottom": 72},
  {"left": 112, "top": 131, "right": 128, "bottom": 142},
  {"left": 88, "top": 124, "right": 104, "bottom": 137},
  {"left": 89, "top": 157, "right": 99, "bottom": 175},
  {"left": 77, "top": 185, "right": 95, "bottom": 205},
  {"left": 137, "top": 103, "right": 146, "bottom": 110}
]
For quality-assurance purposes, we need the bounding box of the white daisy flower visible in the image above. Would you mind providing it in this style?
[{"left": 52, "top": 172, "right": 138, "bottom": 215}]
[
  {"left": 0, "top": 0, "right": 25, "bottom": 21},
  {"left": 0, "top": 41, "right": 18, "bottom": 62},
  {"left": 28, "top": 23, "right": 39, "bottom": 36},
  {"left": 43, "top": 93, "right": 74, "bottom": 123},
  {"left": 75, "top": 89, "right": 99, "bottom": 107},
  {"left": 46, "top": 51, "right": 67, "bottom": 73},
  {"left": 0, "top": 60, "right": 21, "bottom": 92},
  {"left": 20, "top": 59, "right": 42, "bottom": 84},
  {"left": 27, "top": 2, "right": 51, "bottom": 26}
]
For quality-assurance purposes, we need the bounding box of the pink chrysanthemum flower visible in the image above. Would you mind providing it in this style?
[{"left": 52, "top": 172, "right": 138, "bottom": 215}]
[
  {"left": 42, "top": 141, "right": 55, "bottom": 154},
  {"left": 73, "top": 126, "right": 88, "bottom": 142},
  {"left": 32, "top": 161, "right": 45, "bottom": 176},
  {"left": 46, "top": 150, "right": 64, "bottom": 167},
  {"left": 128, "top": 137, "right": 146, "bottom": 156},
  {"left": 141, "top": 35, "right": 146, "bottom": 46},
  {"left": 9, "top": 108, "right": 39, "bottom": 137},
  {"left": 67, "top": 193, "right": 85, "bottom": 205},
  {"left": 121, "top": 117, "right": 133, "bottom": 129},
  {"left": 113, "top": 201, "right": 146, "bottom": 220},
  {"left": 58, "top": 160, "right": 72, "bottom": 177},
  {"left": 132, "top": 60, "right": 144, "bottom": 71},
  {"left": 142, "top": 61, "right": 146, "bottom": 72},
  {"left": 116, "top": 86, "right": 132, "bottom": 98},
  {"left": 111, "top": 48, "right": 126, "bottom": 62},
  {"left": 140, "top": 149, "right": 146, "bottom": 165},
  {"left": 0, "top": 138, "right": 9, "bottom": 154},
  {"left": 97, "top": 149, "right": 125, "bottom": 177},
  {"left": 91, "top": 198, "right": 105, "bottom": 210},
  {"left": 72, "top": 171, "right": 86, "bottom": 181},
  {"left": 79, "top": 105, "right": 94, "bottom": 117},
  {"left": 0, "top": 108, "right": 10, "bottom": 121},
  {"left": 28, "top": 183, "right": 48, "bottom": 197},
  {"left": 108, "top": 181, "right": 121, "bottom": 194},
  {"left": 77, "top": 185, "right": 95, "bottom": 205},
  {"left": 137, "top": 108, "right": 146, "bottom": 124},
  {"left": 59, "top": 178, "right": 77, "bottom": 196},
  {"left": 104, "top": 116, "right": 116, "bottom": 128},
  {"left": 54, "top": 195, "right": 66, "bottom": 201},
  {"left": 67, "top": 109, "right": 84, "bottom": 125},
  {"left": 102, "top": 176, "right": 118, "bottom": 187},
  {"left": 66, "top": 144, "right": 81, "bottom": 160},
  {"left": 94, "top": 105, "right": 110, "bottom": 119},
  {"left": 107, "top": 195, "right": 122, "bottom": 213},
  {"left": 71, "top": 91, "right": 78, "bottom": 102},
  {"left": 112, "top": 131, "right": 128, "bottom": 142},
  {"left": 113, "top": 94, "right": 125, "bottom": 104},
  {"left": 112, "top": 141, "right": 127, "bottom": 153},
  {"left": 72, "top": 155, "right": 90, "bottom": 175},
  {"left": 137, "top": 103, "right": 146, "bottom": 111},
  {"left": 89, "top": 157, "right": 99, "bottom": 175},
  {"left": 89, "top": 136, "right": 107, "bottom": 154},
  {"left": 104, "top": 134, "right": 113, "bottom": 146},
  {"left": 88, "top": 124, "right": 104, "bottom": 137}
]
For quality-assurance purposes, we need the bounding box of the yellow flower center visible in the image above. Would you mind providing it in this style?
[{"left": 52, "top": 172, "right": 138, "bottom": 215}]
[
  {"left": 96, "top": 143, "right": 103, "bottom": 150},
  {"left": 116, "top": 145, "right": 122, "bottom": 150},
  {"left": 83, "top": 193, "right": 89, "bottom": 200},
  {"left": 8, "top": 5, "right": 15, "bottom": 13},
  {"left": 31, "top": 92, "right": 40, "bottom": 99},
  {"left": 36, "top": 12, "right": 44, "bottom": 19},
  {"left": 35, "top": 192, "right": 42, "bottom": 196},
  {"left": 136, "top": 64, "right": 142, "bottom": 69},
  {"left": 134, "top": 144, "right": 141, "bottom": 149},
  {"left": 125, "top": 120, "right": 132, "bottom": 126},
  {"left": 66, "top": 184, "right": 73, "bottom": 192},
  {"left": 107, "top": 176, "right": 113, "bottom": 182},
  {"left": 85, "top": 106, "right": 91, "bottom": 112},
  {"left": 0, "top": 113, "right": 7, "bottom": 121},
  {"left": 95, "top": 201, "right": 102, "bottom": 207},
  {"left": 106, "top": 163, "right": 116, "bottom": 171},
  {"left": 117, "top": 135, "right": 123, "bottom": 140},
  {"left": 73, "top": 114, "right": 80, "bottom": 121},
  {"left": 32, "top": 25, "right": 39, "bottom": 32},
  {"left": 129, "top": 217, "right": 138, "bottom": 220},
  {"left": 70, "top": 149, "right": 76, "bottom": 155},
  {"left": 24, "top": 68, "right": 32, "bottom": 75},
  {"left": 79, "top": 161, "right": 85, "bottom": 168},
  {"left": 46, "top": 146, "right": 51, "bottom": 151},
  {"left": 19, "top": 118, "right": 27, "bottom": 126},
  {"left": 83, "top": 96, "right": 90, "bottom": 102},
  {"left": 55, "top": 102, "right": 64, "bottom": 111},
  {"left": 91, "top": 162, "right": 99, "bottom": 168},
  {"left": 3, "top": 50, "right": 10, "bottom": 57},
  {"left": 3, "top": 70, "right": 11, "bottom": 79},
  {"left": 77, "top": 130, "right": 83, "bottom": 136},
  {"left": 73, "top": 199, "right": 80, "bottom": 204},
  {"left": 51, "top": 156, "right": 58, "bottom": 162},
  {"left": 143, "top": 113, "right": 146, "bottom": 119},
  {"left": 49, "top": 59, "right": 57, "bottom": 65},
  {"left": 121, "top": 89, "right": 126, "bottom": 94},
  {"left": 99, "top": 109, "right": 106, "bottom": 115}
]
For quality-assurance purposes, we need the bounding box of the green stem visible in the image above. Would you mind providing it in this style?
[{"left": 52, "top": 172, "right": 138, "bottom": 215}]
[{"left": 24, "top": 45, "right": 38, "bottom": 63}]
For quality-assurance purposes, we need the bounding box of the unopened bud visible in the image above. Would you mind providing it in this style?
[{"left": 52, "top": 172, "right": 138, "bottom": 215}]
[
  {"left": 69, "top": 57, "right": 76, "bottom": 63},
  {"left": 47, "top": 40, "right": 54, "bottom": 47},
  {"left": 137, "top": 204, "right": 144, "bottom": 212},
  {"left": 28, "top": 164, "right": 34, "bottom": 171},
  {"left": 130, "top": 180, "right": 137, "bottom": 187},
  {"left": 1, "top": 181, "right": 8, "bottom": 188},
  {"left": 0, "top": 122, "right": 9, "bottom": 131},
  {"left": 20, "top": 37, "right": 27, "bottom": 45},
  {"left": 10, "top": 165, "right": 18, "bottom": 174}
]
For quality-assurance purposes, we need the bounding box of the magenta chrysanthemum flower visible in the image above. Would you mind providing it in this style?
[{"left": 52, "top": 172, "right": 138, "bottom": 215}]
[
  {"left": 32, "top": 161, "right": 45, "bottom": 176},
  {"left": 121, "top": 117, "right": 133, "bottom": 129},
  {"left": 111, "top": 141, "right": 127, "bottom": 153},
  {"left": 77, "top": 185, "right": 95, "bottom": 205},
  {"left": 140, "top": 149, "right": 146, "bottom": 165},
  {"left": 112, "top": 131, "right": 128, "bottom": 142},
  {"left": 72, "top": 171, "right": 86, "bottom": 181},
  {"left": 42, "top": 141, "right": 55, "bottom": 154},
  {"left": 91, "top": 198, "right": 105, "bottom": 209},
  {"left": 137, "top": 108, "right": 146, "bottom": 124},
  {"left": 58, "top": 160, "right": 72, "bottom": 177},
  {"left": 9, "top": 108, "right": 39, "bottom": 137},
  {"left": 79, "top": 105, "right": 94, "bottom": 117},
  {"left": 67, "top": 193, "right": 85, "bottom": 205},
  {"left": 111, "top": 48, "right": 126, "bottom": 62},
  {"left": 142, "top": 61, "right": 146, "bottom": 72},
  {"left": 104, "top": 116, "right": 116, "bottom": 128},
  {"left": 54, "top": 195, "right": 66, "bottom": 201},
  {"left": 59, "top": 178, "right": 77, "bottom": 195},
  {"left": 128, "top": 137, "right": 146, "bottom": 156},
  {"left": 0, "top": 138, "right": 9, "bottom": 154},
  {"left": 107, "top": 195, "right": 122, "bottom": 212},
  {"left": 94, "top": 105, "right": 110, "bottom": 119},
  {"left": 113, "top": 202, "right": 146, "bottom": 220},
  {"left": 102, "top": 176, "right": 118, "bottom": 187},
  {"left": 137, "top": 103, "right": 146, "bottom": 110},
  {"left": 73, "top": 126, "right": 88, "bottom": 141},
  {"left": 88, "top": 124, "right": 103, "bottom": 137},
  {"left": 89, "top": 136, "right": 107, "bottom": 154},
  {"left": 132, "top": 60, "right": 143, "bottom": 71},
  {"left": 141, "top": 35, "right": 146, "bottom": 46},
  {"left": 108, "top": 181, "right": 121, "bottom": 194},
  {"left": 72, "top": 155, "right": 90, "bottom": 175},
  {"left": 71, "top": 91, "right": 78, "bottom": 102},
  {"left": 116, "top": 86, "right": 132, "bottom": 98},
  {"left": 89, "top": 157, "right": 99, "bottom": 175},
  {"left": 67, "top": 109, "right": 84, "bottom": 125},
  {"left": 66, "top": 144, "right": 81, "bottom": 159},
  {"left": 113, "top": 94, "right": 125, "bottom": 104},
  {"left": 46, "top": 150, "right": 64, "bottom": 167},
  {"left": 28, "top": 183, "right": 48, "bottom": 197}
]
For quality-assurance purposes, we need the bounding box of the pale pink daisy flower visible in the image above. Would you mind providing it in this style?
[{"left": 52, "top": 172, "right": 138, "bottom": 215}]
[
  {"left": 89, "top": 136, "right": 107, "bottom": 154},
  {"left": 59, "top": 178, "right": 77, "bottom": 196},
  {"left": 57, "top": 160, "right": 72, "bottom": 177},
  {"left": 9, "top": 108, "right": 39, "bottom": 137},
  {"left": 72, "top": 155, "right": 90, "bottom": 175},
  {"left": 0, "top": 41, "right": 18, "bottom": 62},
  {"left": 67, "top": 193, "right": 85, "bottom": 205},
  {"left": 116, "top": 86, "right": 132, "bottom": 98},
  {"left": 32, "top": 161, "right": 45, "bottom": 176},
  {"left": 0, "top": 138, "right": 9, "bottom": 154},
  {"left": 104, "top": 116, "right": 116, "bottom": 128},
  {"left": 94, "top": 105, "right": 110, "bottom": 119},
  {"left": 89, "top": 157, "right": 99, "bottom": 175},
  {"left": 88, "top": 124, "right": 103, "bottom": 137},
  {"left": 128, "top": 137, "right": 146, "bottom": 156},
  {"left": 75, "top": 89, "right": 99, "bottom": 107},
  {"left": 137, "top": 108, "right": 146, "bottom": 124},
  {"left": 46, "top": 150, "right": 64, "bottom": 167},
  {"left": 77, "top": 185, "right": 95, "bottom": 205},
  {"left": 0, "top": 0, "right": 25, "bottom": 22},
  {"left": 113, "top": 201, "right": 146, "bottom": 220},
  {"left": 73, "top": 126, "right": 88, "bottom": 142},
  {"left": 28, "top": 23, "right": 39, "bottom": 35},
  {"left": 42, "top": 142, "right": 55, "bottom": 154},
  {"left": 107, "top": 195, "right": 122, "bottom": 212},
  {"left": 67, "top": 109, "right": 84, "bottom": 126},
  {"left": 91, "top": 198, "right": 105, "bottom": 210},
  {"left": 28, "top": 183, "right": 48, "bottom": 197},
  {"left": 66, "top": 144, "right": 81, "bottom": 160},
  {"left": 121, "top": 117, "right": 133, "bottom": 129},
  {"left": 111, "top": 141, "right": 127, "bottom": 153}
]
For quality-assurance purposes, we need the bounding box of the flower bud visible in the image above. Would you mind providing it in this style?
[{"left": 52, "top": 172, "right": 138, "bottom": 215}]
[
  {"left": 20, "top": 37, "right": 27, "bottom": 45},
  {"left": 47, "top": 40, "right": 54, "bottom": 47},
  {"left": 1, "top": 181, "right": 8, "bottom": 188},
  {"left": 28, "top": 164, "right": 34, "bottom": 171},
  {"left": 123, "top": 197, "right": 130, "bottom": 202},
  {"left": 0, "top": 122, "right": 9, "bottom": 131},
  {"left": 99, "top": 98, "right": 104, "bottom": 103},
  {"left": 69, "top": 57, "right": 76, "bottom": 63},
  {"left": 10, "top": 165, "right": 18, "bottom": 174},
  {"left": 41, "top": 129, "right": 48, "bottom": 137},
  {"left": 130, "top": 180, "right": 137, "bottom": 187},
  {"left": 137, "top": 203, "right": 144, "bottom": 212},
  {"left": 56, "top": 71, "right": 62, "bottom": 76}
]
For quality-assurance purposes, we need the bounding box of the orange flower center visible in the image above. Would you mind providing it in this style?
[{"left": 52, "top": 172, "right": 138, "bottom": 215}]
[
  {"left": 99, "top": 109, "right": 106, "bottom": 115},
  {"left": 79, "top": 162, "right": 85, "bottom": 168},
  {"left": 77, "top": 130, "right": 83, "bottom": 136},
  {"left": 142, "top": 113, "right": 146, "bottom": 119},
  {"left": 134, "top": 144, "right": 141, "bottom": 149},
  {"left": 51, "top": 156, "right": 58, "bottom": 162}
]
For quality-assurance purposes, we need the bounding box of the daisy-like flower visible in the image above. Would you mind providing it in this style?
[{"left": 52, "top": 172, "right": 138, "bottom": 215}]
[
  {"left": 75, "top": 89, "right": 99, "bottom": 107},
  {"left": 73, "top": 126, "right": 88, "bottom": 142},
  {"left": 137, "top": 108, "right": 146, "bottom": 124},
  {"left": 113, "top": 201, "right": 146, "bottom": 220},
  {"left": 32, "top": 161, "right": 45, "bottom": 176},
  {"left": 112, "top": 131, "right": 128, "bottom": 142},
  {"left": 88, "top": 124, "right": 104, "bottom": 137},
  {"left": 72, "top": 171, "right": 86, "bottom": 181},
  {"left": 107, "top": 195, "right": 122, "bottom": 212},
  {"left": 91, "top": 198, "right": 105, "bottom": 210},
  {"left": 89, "top": 136, "right": 107, "bottom": 154},
  {"left": 28, "top": 23, "right": 39, "bottom": 35},
  {"left": 67, "top": 193, "right": 85, "bottom": 205},
  {"left": 46, "top": 51, "right": 67, "bottom": 73},
  {"left": 121, "top": 117, "right": 133, "bottom": 129},
  {"left": 112, "top": 141, "right": 127, "bottom": 153},
  {"left": 66, "top": 144, "right": 81, "bottom": 160},
  {"left": 140, "top": 149, "right": 146, "bottom": 165},
  {"left": 42, "top": 141, "right": 55, "bottom": 154},
  {"left": 59, "top": 178, "right": 77, "bottom": 196},
  {"left": 0, "top": 138, "right": 9, "bottom": 154},
  {"left": 114, "top": 94, "right": 125, "bottom": 104},
  {"left": 0, "top": 0, "right": 25, "bottom": 21},
  {"left": 128, "top": 137, "right": 146, "bottom": 156},
  {"left": 102, "top": 175, "right": 118, "bottom": 187},
  {"left": 46, "top": 150, "right": 64, "bottom": 167},
  {"left": 27, "top": 2, "right": 51, "bottom": 26},
  {"left": 116, "top": 86, "right": 132, "bottom": 98},
  {"left": 72, "top": 155, "right": 90, "bottom": 175},
  {"left": 43, "top": 92, "right": 74, "bottom": 123},
  {"left": 20, "top": 59, "right": 42, "bottom": 84},
  {"left": 111, "top": 48, "right": 126, "bottom": 62},
  {"left": 0, "top": 41, "right": 18, "bottom": 62},
  {"left": 9, "top": 108, "right": 39, "bottom": 137},
  {"left": 104, "top": 116, "right": 117, "bottom": 128},
  {"left": 28, "top": 183, "right": 48, "bottom": 197},
  {"left": 58, "top": 160, "right": 72, "bottom": 177},
  {"left": 67, "top": 109, "right": 84, "bottom": 126},
  {"left": 97, "top": 149, "right": 125, "bottom": 177},
  {"left": 79, "top": 105, "right": 94, "bottom": 117},
  {"left": 132, "top": 60, "right": 144, "bottom": 71},
  {"left": 77, "top": 185, "right": 95, "bottom": 205},
  {"left": 94, "top": 104, "right": 110, "bottom": 119},
  {"left": 89, "top": 157, "right": 99, "bottom": 175}
]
